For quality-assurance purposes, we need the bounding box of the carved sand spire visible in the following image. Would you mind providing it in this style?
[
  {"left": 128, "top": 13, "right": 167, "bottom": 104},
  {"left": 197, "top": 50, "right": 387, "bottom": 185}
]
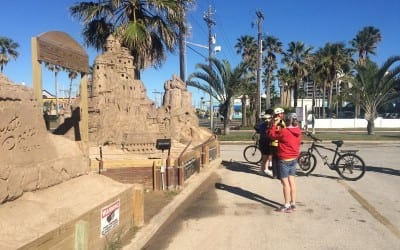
[{"left": 88, "top": 35, "right": 211, "bottom": 156}]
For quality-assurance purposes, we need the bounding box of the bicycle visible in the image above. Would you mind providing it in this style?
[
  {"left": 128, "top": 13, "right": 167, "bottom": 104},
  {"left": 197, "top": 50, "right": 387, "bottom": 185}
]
[
  {"left": 243, "top": 132, "right": 262, "bottom": 164},
  {"left": 297, "top": 131, "right": 366, "bottom": 181}
]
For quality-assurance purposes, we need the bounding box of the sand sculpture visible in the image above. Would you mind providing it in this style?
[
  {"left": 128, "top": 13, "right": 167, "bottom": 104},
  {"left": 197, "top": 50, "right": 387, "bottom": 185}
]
[
  {"left": 0, "top": 74, "right": 88, "bottom": 204},
  {"left": 88, "top": 35, "right": 211, "bottom": 158},
  {"left": 0, "top": 35, "right": 212, "bottom": 203}
]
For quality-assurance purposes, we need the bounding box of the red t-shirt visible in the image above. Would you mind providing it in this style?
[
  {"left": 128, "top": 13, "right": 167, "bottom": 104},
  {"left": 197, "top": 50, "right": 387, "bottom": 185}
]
[{"left": 267, "top": 125, "right": 302, "bottom": 160}]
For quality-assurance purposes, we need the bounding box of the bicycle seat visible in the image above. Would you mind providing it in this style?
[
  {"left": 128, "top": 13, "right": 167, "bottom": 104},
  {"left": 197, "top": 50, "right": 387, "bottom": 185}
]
[
  {"left": 341, "top": 149, "right": 359, "bottom": 153},
  {"left": 331, "top": 140, "right": 343, "bottom": 147}
]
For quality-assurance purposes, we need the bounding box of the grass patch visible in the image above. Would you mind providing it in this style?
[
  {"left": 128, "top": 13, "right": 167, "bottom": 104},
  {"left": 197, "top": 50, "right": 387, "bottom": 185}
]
[{"left": 217, "top": 130, "right": 400, "bottom": 141}]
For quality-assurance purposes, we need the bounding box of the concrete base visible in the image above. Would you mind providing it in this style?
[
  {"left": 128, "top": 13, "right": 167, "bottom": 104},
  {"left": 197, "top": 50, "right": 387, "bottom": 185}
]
[{"left": 0, "top": 173, "right": 135, "bottom": 250}]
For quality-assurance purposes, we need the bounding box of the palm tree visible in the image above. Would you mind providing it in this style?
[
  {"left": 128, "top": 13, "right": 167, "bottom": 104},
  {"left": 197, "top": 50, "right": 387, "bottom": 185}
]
[
  {"left": 350, "top": 56, "right": 400, "bottom": 134},
  {"left": 263, "top": 35, "right": 282, "bottom": 110},
  {"left": 67, "top": 70, "right": 78, "bottom": 106},
  {"left": 312, "top": 42, "right": 353, "bottom": 117},
  {"left": 235, "top": 35, "right": 258, "bottom": 125},
  {"left": 45, "top": 63, "right": 62, "bottom": 115},
  {"left": 69, "top": 0, "right": 193, "bottom": 79},
  {"left": 187, "top": 58, "right": 249, "bottom": 135},
  {"left": 0, "top": 36, "right": 19, "bottom": 73},
  {"left": 350, "top": 26, "right": 382, "bottom": 65},
  {"left": 235, "top": 35, "right": 258, "bottom": 70},
  {"left": 282, "top": 41, "right": 313, "bottom": 108},
  {"left": 237, "top": 72, "right": 256, "bottom": 126},
  {"left": 276, "top": 68, "right": 293, "bottom": 107}
]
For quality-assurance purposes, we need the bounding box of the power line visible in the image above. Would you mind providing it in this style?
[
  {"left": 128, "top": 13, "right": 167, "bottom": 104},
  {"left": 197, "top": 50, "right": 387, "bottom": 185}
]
[{"left": 186, "top": 44, "right": 208, "bottom": 60}]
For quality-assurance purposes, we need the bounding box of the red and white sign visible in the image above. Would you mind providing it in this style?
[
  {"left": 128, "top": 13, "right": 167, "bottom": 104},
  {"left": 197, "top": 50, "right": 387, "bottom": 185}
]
[{"left": 100, "top": 199, "right": 120, "bottom": 237}]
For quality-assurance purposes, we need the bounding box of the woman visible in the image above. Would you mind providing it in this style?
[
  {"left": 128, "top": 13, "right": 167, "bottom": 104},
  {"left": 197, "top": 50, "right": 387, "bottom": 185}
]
[{"left": 268, "top": 112, "right": 302, "bottom": 213}]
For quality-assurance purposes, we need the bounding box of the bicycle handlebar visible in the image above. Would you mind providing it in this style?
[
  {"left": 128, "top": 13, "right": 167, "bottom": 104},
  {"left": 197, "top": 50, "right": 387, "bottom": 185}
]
[{"left": 304, "top": 131, "right": 322, "bottom": 142}]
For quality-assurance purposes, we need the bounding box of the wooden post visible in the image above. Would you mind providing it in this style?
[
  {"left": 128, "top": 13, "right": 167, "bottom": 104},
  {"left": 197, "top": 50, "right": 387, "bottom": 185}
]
[
  {"left": 204, "top": 145, "right": 210, "bottom": 165},
  {"left": 31, "top": 37, "right": 42, "bottom": 104},
  {"left": 80, "top": 73, "right": 89, "bottom": 143},
  {"left": 132, "top": 184, "right": 144, "bottom": 227},
  {"left": 74, "top": 220, "right": 88, "bottom": 250}
]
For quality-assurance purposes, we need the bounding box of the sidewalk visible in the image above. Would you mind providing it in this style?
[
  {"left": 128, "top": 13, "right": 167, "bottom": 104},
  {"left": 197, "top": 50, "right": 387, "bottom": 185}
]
[
  {"left": 122, "top": 140, "right": 400, "bottom": 249},
  {"left": 122, "top": 157, "right": 222, "bottom": 250}
]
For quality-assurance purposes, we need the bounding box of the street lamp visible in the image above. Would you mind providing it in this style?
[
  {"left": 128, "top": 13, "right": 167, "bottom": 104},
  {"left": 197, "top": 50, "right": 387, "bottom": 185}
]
[{"left": 184, "top": 40, "right": 221, "bottom": 131}]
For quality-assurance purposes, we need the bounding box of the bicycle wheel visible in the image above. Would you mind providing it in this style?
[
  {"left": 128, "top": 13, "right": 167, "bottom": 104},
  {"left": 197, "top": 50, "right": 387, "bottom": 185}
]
[
  {"left": 335, "top": 153, "right": 366, "bottom": 181},
  {"left": 243, "top": 145, "right": 262, "bottom": 164},
  {"left": 297, "top": 151, "right": 317, "bottom": 175}
]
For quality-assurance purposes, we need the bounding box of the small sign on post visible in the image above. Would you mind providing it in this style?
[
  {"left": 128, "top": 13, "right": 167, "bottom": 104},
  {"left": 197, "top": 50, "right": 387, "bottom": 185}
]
[{"left": 156, "top": 138, "right": 171, "bottom": 190}]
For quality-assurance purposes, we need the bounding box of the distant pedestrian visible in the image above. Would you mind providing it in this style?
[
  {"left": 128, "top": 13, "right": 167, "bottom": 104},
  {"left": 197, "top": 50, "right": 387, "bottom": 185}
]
[{"left": 268, "top": 112, "right": 302, "bottom": 213}]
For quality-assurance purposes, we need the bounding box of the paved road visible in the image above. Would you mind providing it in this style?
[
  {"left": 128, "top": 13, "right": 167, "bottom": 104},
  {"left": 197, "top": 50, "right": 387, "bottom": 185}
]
[{"left": 143, "top": 143, "right": 400, "bottom": 250}]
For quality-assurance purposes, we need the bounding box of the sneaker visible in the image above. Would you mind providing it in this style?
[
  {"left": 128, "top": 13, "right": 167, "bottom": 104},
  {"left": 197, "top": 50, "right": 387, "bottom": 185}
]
[
  {"left": 264, "top": 169, "right": 273, "bottom": 176},
  {"left": 275, "top": 205, "right": 293, "bottom": 213},
  {"left": 290, "top": 204, "right": 296, "bottom": 211}
]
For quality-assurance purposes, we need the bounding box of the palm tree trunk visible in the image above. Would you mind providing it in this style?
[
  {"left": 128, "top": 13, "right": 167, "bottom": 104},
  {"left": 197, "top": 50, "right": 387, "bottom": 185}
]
[
  {"left": 241, "top": 95, "right": 247, "bottom": 127},
  {"left": 367, "top": 119, "right": 375, "bottom": 135},
  {"left": 322, "top": 82, "right": 327, "bottom": 118},
  {"left": 224, "top": 102, "right": 232, "bottom": 135},
  {"left": 68, "top": 79, "right": 73, "bottom": 106},
  {"left": 293, "top": 81, "right": 298, "bottom": 107},
  {"left": 265, "top": 72, "right": 271, "bottom": 109},
  {"left": 328, "top": 84, "right": 333, "bottom": 117},
  {"left": 55, "top": 72, "right": 59, "bottom": 116}
]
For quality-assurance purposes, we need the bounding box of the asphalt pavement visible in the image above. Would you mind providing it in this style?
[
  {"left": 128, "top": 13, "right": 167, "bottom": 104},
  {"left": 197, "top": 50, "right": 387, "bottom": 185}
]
[{"left": 125, "top": 142, "right": 400, "bottom": 250}]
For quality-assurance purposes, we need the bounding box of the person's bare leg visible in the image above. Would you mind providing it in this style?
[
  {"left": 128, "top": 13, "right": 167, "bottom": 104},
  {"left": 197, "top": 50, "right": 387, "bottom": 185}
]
[
  {"left": 260, "top": 155, "right": 267, "bottom": 172},
  {"left": 260, "top": 155, "right": 267, "bottom": 174},
  {"left": 280, "top": 177, "right": 291, "bottom": 205},
  {"left": 266, "top": 155, "right": 272, "bottom": 169},
  {"left": 288, "top": 175, "right": 296, "bottom": 205}
]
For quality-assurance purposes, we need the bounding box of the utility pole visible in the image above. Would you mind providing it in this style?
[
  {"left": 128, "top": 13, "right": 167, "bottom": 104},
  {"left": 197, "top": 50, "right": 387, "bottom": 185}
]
[
  {"left": 256, "top": 10, "right": 264, "bottom": 121},
  {"left": 204, "top": 5, "right": 216, "bottom": 131},
  {"left": 179, "top": 8, "right": 186, "bottom": 82}
]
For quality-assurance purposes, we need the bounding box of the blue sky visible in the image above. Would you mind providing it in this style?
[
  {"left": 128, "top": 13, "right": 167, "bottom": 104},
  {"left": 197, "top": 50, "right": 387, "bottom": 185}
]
[{"left": 1, "top": 0, "right": 399, "bottom": 107}]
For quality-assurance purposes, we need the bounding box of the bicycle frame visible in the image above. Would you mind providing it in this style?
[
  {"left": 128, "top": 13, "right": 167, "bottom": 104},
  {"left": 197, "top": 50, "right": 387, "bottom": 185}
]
[
  {"left": 306, "top": 141, "right": 341, "bottom": 168},
  {"left": 298, "top": 131, "right": 366, "bottom": 181}
]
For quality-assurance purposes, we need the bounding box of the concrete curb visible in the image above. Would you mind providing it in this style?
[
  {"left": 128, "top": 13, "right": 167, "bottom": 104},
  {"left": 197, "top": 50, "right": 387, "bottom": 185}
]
[
  {"left": 219, "top": 140, "right": 400, "bottom": 145},
  {"left": 123, "top": 157, "right": 222, "bottom": 250}
]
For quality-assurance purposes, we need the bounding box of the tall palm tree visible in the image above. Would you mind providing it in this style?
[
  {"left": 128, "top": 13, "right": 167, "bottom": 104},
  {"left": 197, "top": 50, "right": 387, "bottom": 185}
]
[
  {"left": 350, "top": 56, "right": 400, "bottom": 134},
  {"left": 281, "top": 41, "right": 313, "bottom": 108},
  {"left": 237, "top": 72, "right": 256, "bottom": 126},
  {"left": 45, "top": 63, "right": 62, "bottom": 115},
  {"left": 0, "top": 36, "right": 19, "bottom": 73},
  {"left": 263, "top": 35, "right": 282, "bottom": 110},
  {"left": 276, "top": 68, "right": 293, "bottom": 107},
  {"left": 187, "top": 58, "right": 249, "bottom": 135},
  {"left": 235, "top": 35, "right": 258, "bottom": 70},
  {"left": 235, "top": 35, "right": 258, "bottom": 125},
  {"left": 312, "top": 42, "right": 353, "bottom": 117},
  {"left": 350, "top": 26, "right": 382, "bottom": 66},
  {"left": 69, "top": 0, "right": 193, "bottom": 79}
]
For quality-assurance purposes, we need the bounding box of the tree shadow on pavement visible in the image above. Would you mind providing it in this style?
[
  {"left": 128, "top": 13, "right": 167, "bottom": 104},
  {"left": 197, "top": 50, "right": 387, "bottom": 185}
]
[
  {"left": 366, "top": 166, "right": 400, "bottom": 176},
  {"left": 215, "top": 182, "right": 281, "bottom": 209},
  {"left": 221, "top": 160, "right": 262, "bottom": 176}
]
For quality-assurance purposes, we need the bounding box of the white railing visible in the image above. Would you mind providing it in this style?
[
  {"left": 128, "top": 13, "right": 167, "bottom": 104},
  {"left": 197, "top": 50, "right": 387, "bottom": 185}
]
[{"left": 312, "top": 118, "right": 400, "bottom": 129}]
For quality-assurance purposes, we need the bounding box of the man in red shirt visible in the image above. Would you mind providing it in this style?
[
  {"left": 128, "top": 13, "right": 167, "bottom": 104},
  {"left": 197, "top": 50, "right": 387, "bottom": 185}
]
[{"left": 268, "top": 111, "right": 302, "bottom": 213}]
